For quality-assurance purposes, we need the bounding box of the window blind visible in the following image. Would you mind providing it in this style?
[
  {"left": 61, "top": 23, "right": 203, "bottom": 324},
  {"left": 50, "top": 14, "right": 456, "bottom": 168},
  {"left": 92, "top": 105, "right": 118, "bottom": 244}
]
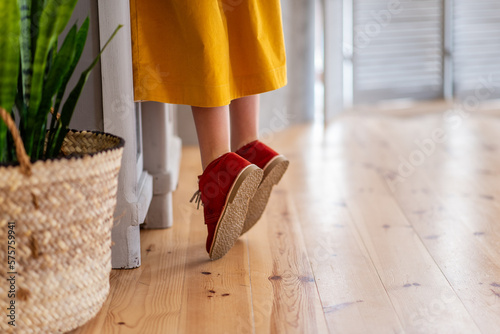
[
  {"left": 453, "top": 0, "right": 500, "bottom": 99},
  {"left": 351, "top": 0, "right": 444, "bottom": 103}
]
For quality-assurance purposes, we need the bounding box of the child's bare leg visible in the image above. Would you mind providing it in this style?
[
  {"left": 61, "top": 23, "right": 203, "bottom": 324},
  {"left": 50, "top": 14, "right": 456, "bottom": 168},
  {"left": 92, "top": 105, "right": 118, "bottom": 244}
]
[
  {"left": 229, "top": 95, "right": 260, "bottom": 152},
  {"left": 192, "top": 105, "right": 230, "bottom": 170}
]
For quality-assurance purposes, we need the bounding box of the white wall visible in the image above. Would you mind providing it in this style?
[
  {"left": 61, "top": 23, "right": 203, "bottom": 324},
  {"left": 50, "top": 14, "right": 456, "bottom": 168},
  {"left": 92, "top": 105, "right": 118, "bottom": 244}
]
[{"left": 64, "top": 0, "right": 104, "bottom": 131}]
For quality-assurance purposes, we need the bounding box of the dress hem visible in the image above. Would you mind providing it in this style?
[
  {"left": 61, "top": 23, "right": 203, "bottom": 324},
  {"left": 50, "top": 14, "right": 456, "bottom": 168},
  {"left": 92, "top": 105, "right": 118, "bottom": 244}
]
[{"left": 133, "top": 65, "right": 287, "bottom": 108}]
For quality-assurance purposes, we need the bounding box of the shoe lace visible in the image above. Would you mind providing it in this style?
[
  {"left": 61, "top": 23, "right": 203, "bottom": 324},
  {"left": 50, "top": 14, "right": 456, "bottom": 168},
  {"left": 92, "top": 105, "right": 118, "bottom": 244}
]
[{"left": 190, "top": 190, "right": 202, "bottom": 209}]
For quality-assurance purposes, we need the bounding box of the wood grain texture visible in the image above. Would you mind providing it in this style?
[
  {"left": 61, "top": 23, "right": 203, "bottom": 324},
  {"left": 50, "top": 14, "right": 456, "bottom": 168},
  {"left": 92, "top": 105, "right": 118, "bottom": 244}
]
[
  {"left": 247, "top": 190, "right": 329, "bottom": 334},
  {"left": 365, "top": 113, "right": 500, "bottom": 333},
  {"left": 69, "top": 106, "right": 500, "bottom": 334}
]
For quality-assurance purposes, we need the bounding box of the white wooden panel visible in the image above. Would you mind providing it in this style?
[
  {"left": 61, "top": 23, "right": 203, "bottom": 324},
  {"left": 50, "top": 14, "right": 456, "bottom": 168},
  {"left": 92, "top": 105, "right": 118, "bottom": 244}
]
[
  {"left": 98, "top": 0, "right": 153, "bottom": 269},
  {"left": 323, "top": 0, "right": 345, "bottom": 121},
  {"left": 142, "top": 102, "right": 182, "bottom": 229}
]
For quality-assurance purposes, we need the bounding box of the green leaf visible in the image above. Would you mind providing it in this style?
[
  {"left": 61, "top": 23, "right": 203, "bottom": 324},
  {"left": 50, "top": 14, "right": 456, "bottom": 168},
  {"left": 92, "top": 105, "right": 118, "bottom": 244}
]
[
  {"left": 53, "top": 17, "right": 89, "bottom": 116},
  {"left": 48, "top": 24, "right": 123, "bottom": 158},
  {"left": 16, "top": 72, "right": 28, "bottom": 137},
  {"left": 29, "top": 0, "right": 78, "bottom": 112},
  {"left": 0, "top": 0, "right": 21, "bottom": 111},
  {"left": 48, "top": 17, "right": 89, "bottom": 156},
  {"left": 40, "top": 26, "right": 77, "bottom": 116},
  {"left": 19, "top": 0, "right": 32, "bottom": 107},
  {"left": 32, "top": 25, "right": 77, "bottom": 160},
  {"left": 30, "top": 0, "right": 44, "bottom": 61},
  {"left": 6, "top": 110, "right": 16, "bottom": 162},
  {"left": 0, "top": 0, "right": 21, "bottom": 162},
  {"left": 60, "top": 24, "right": 123, "bottom": 128},
  {"left": 26, "top": 0, "right": 78, "bottom": 155}
]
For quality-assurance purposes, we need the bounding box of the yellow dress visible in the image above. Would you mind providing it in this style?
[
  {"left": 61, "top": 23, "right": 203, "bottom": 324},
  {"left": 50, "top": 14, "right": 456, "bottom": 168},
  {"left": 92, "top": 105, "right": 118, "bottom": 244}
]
[{"left": 130, "top": 0, "right": 287, "bottom": 108}]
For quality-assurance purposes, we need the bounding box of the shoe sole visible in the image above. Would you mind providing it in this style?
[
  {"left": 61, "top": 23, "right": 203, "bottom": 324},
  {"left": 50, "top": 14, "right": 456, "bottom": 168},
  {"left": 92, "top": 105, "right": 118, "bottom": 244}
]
[
  {"left": 209, "top": 164, "right": 263, "bottom": 260},
  {"left": 240, "top": 155, "right": 289, "bottom": 235}
]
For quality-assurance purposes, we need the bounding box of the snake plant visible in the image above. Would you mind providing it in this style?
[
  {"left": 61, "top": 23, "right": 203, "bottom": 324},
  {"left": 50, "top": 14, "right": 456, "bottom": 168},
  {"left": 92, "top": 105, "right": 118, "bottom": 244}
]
[{"left": 0, "top": 0, "right": 121, "bottom": 163}]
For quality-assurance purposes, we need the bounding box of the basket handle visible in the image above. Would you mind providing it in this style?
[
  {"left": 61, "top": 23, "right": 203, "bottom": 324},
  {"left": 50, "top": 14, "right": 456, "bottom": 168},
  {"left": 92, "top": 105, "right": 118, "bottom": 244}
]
[{"left": 0, "top": 107, "right": 32, "bottom": 176}]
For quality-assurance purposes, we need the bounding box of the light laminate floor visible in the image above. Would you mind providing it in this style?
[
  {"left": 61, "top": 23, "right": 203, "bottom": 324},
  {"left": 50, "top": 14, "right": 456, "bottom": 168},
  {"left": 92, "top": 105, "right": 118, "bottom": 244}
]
[{"left": 71, "top": 107, "right": 500, "bottom": 334}]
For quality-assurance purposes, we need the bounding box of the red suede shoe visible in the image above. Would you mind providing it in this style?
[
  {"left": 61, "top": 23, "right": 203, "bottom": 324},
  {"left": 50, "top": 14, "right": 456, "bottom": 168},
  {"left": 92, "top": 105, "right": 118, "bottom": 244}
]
[
  {"left": 235, "top": 140, "right": 289, "bottom": 235},
  {"left": 192, "top": 152, "right": 263, "bottom": 260}
]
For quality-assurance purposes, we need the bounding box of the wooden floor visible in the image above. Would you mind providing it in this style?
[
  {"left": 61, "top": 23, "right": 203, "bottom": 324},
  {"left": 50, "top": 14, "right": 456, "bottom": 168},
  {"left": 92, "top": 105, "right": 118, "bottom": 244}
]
[{"left": 71, "top": 107, "right": 500, "bottom": 334}]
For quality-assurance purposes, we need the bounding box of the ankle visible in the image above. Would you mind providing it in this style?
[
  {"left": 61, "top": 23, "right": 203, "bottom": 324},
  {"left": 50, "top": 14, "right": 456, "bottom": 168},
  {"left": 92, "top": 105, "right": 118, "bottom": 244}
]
[
  {"left": 201, "top": 149, "right": 230, "bottom": 171},
  {"left": 231, "top": 138, "right": 258, "bottom": 152}
]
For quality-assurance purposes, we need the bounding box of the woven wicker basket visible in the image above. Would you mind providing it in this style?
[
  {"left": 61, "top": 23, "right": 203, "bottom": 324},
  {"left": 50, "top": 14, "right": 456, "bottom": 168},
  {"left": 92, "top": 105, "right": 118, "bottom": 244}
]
[{"left": 0, "top": 109, "right": 124, "bottom": 333}]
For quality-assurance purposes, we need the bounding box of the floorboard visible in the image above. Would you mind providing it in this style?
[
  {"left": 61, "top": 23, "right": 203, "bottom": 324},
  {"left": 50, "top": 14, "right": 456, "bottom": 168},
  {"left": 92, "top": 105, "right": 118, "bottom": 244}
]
[{"left": 69, "top": 108, "right": 500, "bottom": 334}]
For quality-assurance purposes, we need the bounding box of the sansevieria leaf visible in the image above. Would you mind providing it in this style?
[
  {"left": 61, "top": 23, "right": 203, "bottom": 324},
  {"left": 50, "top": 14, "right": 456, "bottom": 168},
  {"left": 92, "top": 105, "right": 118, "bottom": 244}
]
[
  {"left": 18, "top": 0, "right": 32, "bottom": 107},
  {"left": 0, "top": 0, "right": 20, "bottom": 162},
  {"left": 40, "top": 26, "right": 77, "bottom": 117},
  {"left": 0, "top": 0, "right": 21, "bottom": 111},
  {"left": 50, "top": 24, "right": 123, "bottom": 157},
  {"left": 33, "top": 25, "right": 78, "bottom": 160},
  {"left": 30, "top": 0, "right": 43, "bottom": 60},
  {"left": 26, "top": 0, "right": 78, "bottom": 155},
  {"left": 29, "top": 0, "right": 78, "bottom": 115},
  {"left": 48, "top": 18, "right": 89, "bottom": 156},
  {"left": 53, "top": 17, "right": 90, "bottom": 116}
]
